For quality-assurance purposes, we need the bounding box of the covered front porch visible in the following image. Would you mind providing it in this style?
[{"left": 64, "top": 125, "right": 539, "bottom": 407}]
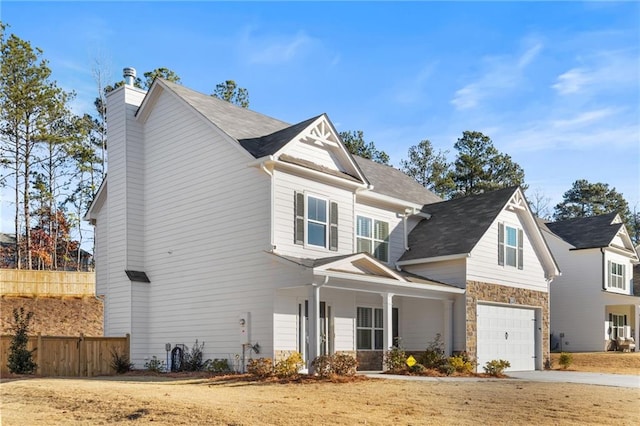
[
  {"left": 604, "top": 296, "right": 640, "bottom": 352},
  {"left": 273, "top": 253, "right": 465, "bottom": 372}
]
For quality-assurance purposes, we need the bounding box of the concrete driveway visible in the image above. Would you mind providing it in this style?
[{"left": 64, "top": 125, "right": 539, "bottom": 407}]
[
  {"left": 506, "top": 370, "right": 639, "bottom": 388},
  {"left": 365, "top": 371, "right": 639, "bottom": 388}
]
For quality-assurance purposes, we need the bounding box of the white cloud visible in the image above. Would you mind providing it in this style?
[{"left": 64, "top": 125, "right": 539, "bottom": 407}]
[
  {"left": 550, "top": 108, "right": 618, "bottom": 128},
  {"left": 451, "top": 41, "right": 543, "bottom": 110},
  {"left": 239, "top": 28, "right": 314, "bottom": 65},
  {"left": 393, "top": 62, "right": 438, "bottom": 105},
  {"left": 552, "top": 68, "right": 591, "bottom": 95}
]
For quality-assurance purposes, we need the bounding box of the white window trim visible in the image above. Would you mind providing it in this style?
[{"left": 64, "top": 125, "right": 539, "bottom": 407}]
[
  {"left": 356, "top": 215, "right": 389, "bottom": 262},
  {"left": 305, "top": 194, "right": 329, "bottom": 249},
  {"left": 356, "top": 306, "right": 384, "bottom": 351},
  {"left": 608, "top": 261, "right": 626, "bottom": 290}
]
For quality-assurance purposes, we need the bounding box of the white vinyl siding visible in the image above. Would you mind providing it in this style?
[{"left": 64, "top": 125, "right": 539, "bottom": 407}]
[
  {"left": 273, "top": 170, "right": 354, "bottom": 258},
  {"left": 469, "top": 209, "right": 547, "bottom": 292}
]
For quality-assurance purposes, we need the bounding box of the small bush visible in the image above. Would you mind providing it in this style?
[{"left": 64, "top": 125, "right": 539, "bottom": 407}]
[
  {"left": 559, "top": 352, "right": 573, "bottom": 369},
  {"left": 419, "top": 334, "right": 447, "bottom": 369},
  {"left": 110, "top": 347, "right": 133, "bottom": 374},
  {"left": 447, "top": 353, "right": 474, "bottom": 374},
  {"left": 182, "top": 340, "right": 211, "bottom": 372},
  {"left": 247, "top": 357, "right": 273, "bottom": 378},
  {"left": 274, "top": 352, "right": 304, "bottom": 378},
  {"left": 544, "top": 357, "right": 553, "bottom": 370},
  {"left": 7, "top": 307, "right": 37, "bottom": 375},
  {"left": 409, "top": 363, "right": 426, "bottom": 374},
  {"left": 383, "top": 346, "right": 407, "bottom": 373},
  {"left": 332, "top": 353, "right": 358, "bottom": 376},
  {"left": 438, "top": 363, "right": 456, "bottom": 376},
  {"left": 144, "top": 356, "right": 166, "bottom": 373},
  {"left": 311, "top": 355, "right": 332, "bottom": 378},
  {"left": 483, "top": 359, "right": 510, "bottom": 376},
  {"left": 207, "top": 358, "right": 231, "bottom": 374},
  {"left": 311, "top": 353, "right": 358, "bottom": 377}
]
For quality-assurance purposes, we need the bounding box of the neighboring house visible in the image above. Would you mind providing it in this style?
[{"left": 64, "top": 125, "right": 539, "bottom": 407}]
[
  {"left": 86, "top": 70, "right": 559, "bottom": 372},
  {"left": 0, "top": 233, "right": 93, "bottom": 271},
  {"left": 540, "top": 213, "right": 640, "bottom": 352}
]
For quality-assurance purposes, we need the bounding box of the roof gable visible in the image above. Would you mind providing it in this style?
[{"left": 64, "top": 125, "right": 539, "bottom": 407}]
[
  {"left": 545, "top": 212, "right": 637, "bottom": 256},
  {"left": 399, "top": 187, "right": 559, "bottom": 279},
  {"left": 400, "top": 187, "right": 519, "bottom": 261}
]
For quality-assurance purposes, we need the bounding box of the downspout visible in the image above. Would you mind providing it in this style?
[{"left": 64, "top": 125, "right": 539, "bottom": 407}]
[
  {"left": 260, "top": 163, "right": 275, "bottom": 249},
  {"left": 601, "top": 248, "right": 606, "bottom": 291}
]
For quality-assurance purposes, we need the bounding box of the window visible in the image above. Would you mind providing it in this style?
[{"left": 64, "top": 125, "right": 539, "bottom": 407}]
[
  {"left": 294, "top": 192, "right": 338, "bottom": 251},
  {"left": 609, "top": 261, "right": 626, "bottom": 290},
  {"left": 357, "top": 307, "right": 384, "bottom": 350},
  {"left": 498, "top": 223, "right": 523, "bottom": 270},
  {"left": 356, "top": 216, "right": 389, "bottom": 262},
  {"left": 307, "top": 196, "right": 327, "bottom": 247},
  {"left": 610, "top": 313, "right": 627, "bottom": 340}
]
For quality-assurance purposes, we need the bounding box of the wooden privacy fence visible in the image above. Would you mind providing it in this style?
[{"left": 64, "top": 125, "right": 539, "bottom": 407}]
[
  {"left": 0, "top": 334, "right": 129, "bottom": 377},
  {"left": 0, "top": 270, "right": 95, "bottom": 297}
]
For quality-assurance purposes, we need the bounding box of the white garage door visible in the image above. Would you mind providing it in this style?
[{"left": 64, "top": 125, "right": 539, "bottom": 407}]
[{"left": 476, "top": 304, "right": 536, "bottom": 372}]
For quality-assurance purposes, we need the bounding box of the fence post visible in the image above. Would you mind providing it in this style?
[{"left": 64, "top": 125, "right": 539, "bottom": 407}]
[
  {"left": 78, "top": 333, "right": 85, "bottom": 376},
  {"left": 125, "top": 333, "right": 131, "bottom": 363},
  {"left": 36, "top": 333, "right": 42, "bottom": 375}
]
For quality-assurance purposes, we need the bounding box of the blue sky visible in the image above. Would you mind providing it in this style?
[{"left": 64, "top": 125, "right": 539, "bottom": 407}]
[{"left": 1, "top": 1, "right": 639, "bottom": 237}]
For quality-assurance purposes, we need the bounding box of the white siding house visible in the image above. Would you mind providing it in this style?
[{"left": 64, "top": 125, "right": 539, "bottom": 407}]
[
  {"left": 87, "top": 70, "right": 559, "bottom": 373},
  {"left": 541, "top": 213, "right": 639, "bottom": 352}
]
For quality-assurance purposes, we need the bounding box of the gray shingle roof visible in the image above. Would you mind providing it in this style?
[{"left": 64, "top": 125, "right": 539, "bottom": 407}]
[
  {"left": 160, "top": 80, "right": 440, "bottom": 206},
  {"left": 238, "top": 115, "right": 321, "bottom": 158},
  {"left": 399, "top": 187, "right": 519, "bottom": 261},
  {"left": 161, "top": 80, "right": 290, "bottom": 140},
  {"left": 544, "top": 212, "right": 621, "bottom": 249},
  {"left": 353, "top": 156, "right": 442, "bottom": 205}
]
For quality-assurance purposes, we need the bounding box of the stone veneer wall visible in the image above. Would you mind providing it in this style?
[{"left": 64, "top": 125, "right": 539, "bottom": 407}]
[
  {"left": 356, "top": 351, "right": 383, "bottom": 371},
  {"left": 466, "top": 281, "right": 550, "bottom": 366}
]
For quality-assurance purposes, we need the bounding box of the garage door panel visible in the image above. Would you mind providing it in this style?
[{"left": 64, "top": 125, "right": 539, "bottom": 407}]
[{"left": 477, "top": 304, "right": 536, "bottom": 372}]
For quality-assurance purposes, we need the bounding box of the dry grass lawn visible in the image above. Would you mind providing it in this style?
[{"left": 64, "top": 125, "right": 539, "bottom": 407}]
[
  {"left": 1, "top": 352, "right": 638, "bottom": 425},
  {"left": 550, "top": 351, "right": 640, "bottom": 374}
]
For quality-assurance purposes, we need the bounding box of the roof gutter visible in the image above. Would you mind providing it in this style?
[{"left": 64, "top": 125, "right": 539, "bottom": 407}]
[{"left": 397, "top": 253, "right": 470, "bottom": 266}]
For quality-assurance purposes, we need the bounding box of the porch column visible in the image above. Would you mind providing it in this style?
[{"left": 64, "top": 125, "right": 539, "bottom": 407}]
[
  {"left": 443, "top": 299, "right": 454, "bottom": 356},
  {"left": 382, "top": 292, "right": 394, "bottom": 371},
  {"left": 308, "top": 284, "right": 321, "bottom": 373}
]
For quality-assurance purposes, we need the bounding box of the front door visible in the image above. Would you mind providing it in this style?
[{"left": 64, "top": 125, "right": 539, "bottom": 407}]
[{"left": 298, "top": 301, "right": 333, "bottom": 365}]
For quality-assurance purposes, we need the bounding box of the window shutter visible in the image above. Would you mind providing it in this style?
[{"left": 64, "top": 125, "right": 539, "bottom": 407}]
[
  {"left": 294, "top": 192, "right": 304, "bottom": 245},
  {"left": 498, "top": 223, "right": 505, "bottom": 266},
  {"left": 607, "top": 260, "right": 612, "bottom": 287},
  {"left": 517, "top": 228, "right": 524, "bottom": 270},
  {"left": 329, "top": 201, "right": 338, "bottom": 251},
  {"left": 622, "top": 265, "right": 626, "bottom": 290}
]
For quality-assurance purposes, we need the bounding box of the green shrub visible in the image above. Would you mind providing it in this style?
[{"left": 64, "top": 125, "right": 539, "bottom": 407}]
[
  {"left": 110, "top": 347, "right": 133, "bottom": 374},
  {"left": 559, "top": 352, "right": 573, "bottom": 369},
  {"left": 383, "top": 346, "right": 407, "bottom": 373},
  {"left": 483, "top": 359, "right": 510, "bottom": 376},
  {"left": 419, "top": 334, "right": 446, "bottom": 369},
  {"left": 144, "top": 356, "right": 166, "bottom": 373},
  {"left": 447, "top": 353, "right": 474, "bottom": 374},
  {"left": 274, "top": 352, "right": 304, "bottom": 378},
  {"left": 409, "top": 363, "right": 426, "bottom": 374},
  {"left": 438, "top": 363, "right": 456, "bottom": 376},
  {"left": 7, "top": 307, "right": 37, "bottom": 375},
  {"left": 247, "top": 357, "right": 273, "bottom": 378},
  {"left": 332, "top": 353, "right": 358, "bottom": 376},
  {"left": 207, "top": 358, "right": 231, "bottom": 374}
]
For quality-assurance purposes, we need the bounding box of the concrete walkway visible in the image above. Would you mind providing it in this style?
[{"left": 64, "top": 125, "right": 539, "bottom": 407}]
[
  {"left": 507, "top": 370, "right": 639, "bottom": 389},
  {"left": 364, "top": 371, "right": 639, "bottom": 389}
]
